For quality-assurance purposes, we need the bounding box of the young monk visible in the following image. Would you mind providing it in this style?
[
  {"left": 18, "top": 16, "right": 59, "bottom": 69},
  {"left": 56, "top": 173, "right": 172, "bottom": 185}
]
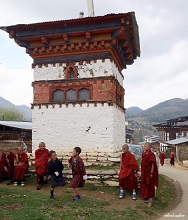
[
  {"left": 68, "top": 147, "right": 87, "bottom": 202},
  {"left": 0, "top": 148, "right": 14, "bottom": 184},
  {"left": 119, "top": 144, "right": 139, "bottom": 200},
  {"left": 159, "top": 151, "right": 165, "bottom": 166},
  {"left": 13, "top": 147, "right": 29, "bottom": 186},
  {"left": 141, "top": 142, "right": 158, "bottom": 204},
  {"left": 34, "top": 142, "right": 49, "bottom": 190},
  {"left": 48, "top": 150, "right": 66, "bottom": 199},
  {"left": 170, "top": 151, "right": 175, "bottom": 166}
]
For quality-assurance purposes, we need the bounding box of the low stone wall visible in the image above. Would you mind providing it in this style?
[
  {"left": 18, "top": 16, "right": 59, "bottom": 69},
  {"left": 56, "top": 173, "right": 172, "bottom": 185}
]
[
  {"left": 28, "top": 167, "right": 141, "bottom": 187},
  {"left": 0, "top": 140, "right": 20, "bottom": 154},
  {"left": 29, "top": 151, "right": 121, "bottom": 167},
  {"left": 178, "top": 143, "right": 188, "bottom": 160}
]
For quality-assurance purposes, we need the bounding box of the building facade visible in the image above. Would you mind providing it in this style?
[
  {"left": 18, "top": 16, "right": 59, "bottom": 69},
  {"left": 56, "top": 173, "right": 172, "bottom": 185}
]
[
  {"left": 153, "top": 116, "right": 188, "bottom": 142},
  {"left": 1, "top": 13, "right": 140, "bottom": 155}
]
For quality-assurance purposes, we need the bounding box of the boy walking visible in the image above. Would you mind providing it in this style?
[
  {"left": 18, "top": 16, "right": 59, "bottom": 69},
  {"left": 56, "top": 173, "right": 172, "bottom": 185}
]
[
  {"left": 68, "top": 147, "right": 87, "bottom": 202},
  {"left": 119, "top": 144, "right": 139, "bottom": 200}
]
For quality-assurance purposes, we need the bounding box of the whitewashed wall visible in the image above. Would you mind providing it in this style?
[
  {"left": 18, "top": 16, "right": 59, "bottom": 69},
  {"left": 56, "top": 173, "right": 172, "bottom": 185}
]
[
  {"left": 32, "top": 103, "right": 125, "bottom": 154},
  {"left": 34, "top": 59, "right": 124, "bottom": 86}
]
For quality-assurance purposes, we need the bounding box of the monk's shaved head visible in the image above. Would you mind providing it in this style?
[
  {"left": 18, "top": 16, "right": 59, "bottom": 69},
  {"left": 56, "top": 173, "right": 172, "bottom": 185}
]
[
  {"left": 144, "top": 142, "right": 151, "bottom": 152},
  {"left": 144, "top": 142, "right": 151, "bottom": 148},
  {"left": 122, "top": 144, "right": 129, "bottom": 153}
]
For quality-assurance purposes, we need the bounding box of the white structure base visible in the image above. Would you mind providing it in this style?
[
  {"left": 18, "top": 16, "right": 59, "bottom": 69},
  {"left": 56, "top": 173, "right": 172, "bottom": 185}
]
[{"left": 32, "top": 103, "right": 125, "bottom": 155}]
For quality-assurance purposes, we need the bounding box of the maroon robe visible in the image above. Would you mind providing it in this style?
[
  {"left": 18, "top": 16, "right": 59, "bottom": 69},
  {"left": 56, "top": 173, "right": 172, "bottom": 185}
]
[
  {"left": 14, "top": 152, "right": 29, "bottom": 181},
  {"left": 141, "top": 150, "right": 158, "bottom": 200},
  {"left": 159, "top": 152, "right": 165, "bottom": 166},
  {"left": 119, "top": 151, "right": 139, "bottom": 190},
  {"left": 34, "top": 148, "right": 49, "bottom": 175},
  {"left": 170, "top": 152, "right": 175, "bottom": 166},
  {"left": 0, "top": 151, "right": 14, "bottom": 180},
  {"left": 69, "top": 156, "right": 86, "bottom": 188}
]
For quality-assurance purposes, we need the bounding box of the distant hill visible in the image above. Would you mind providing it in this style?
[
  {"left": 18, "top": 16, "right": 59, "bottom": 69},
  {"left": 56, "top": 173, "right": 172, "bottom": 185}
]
[
  {"left": 126, "top": 98, "right": 188, "bottom": 144},
  {"left": 126, "top": 106, "right": 143, "bottom": 117},
  {"left": 127, "top": 98, "right": 188, "bottom": 123},
  {"left": 0, "top": 96, "right": 15, "bottom": 109},
  {"left": 0, "top": 96, "right": 31, "bottom": 121}
]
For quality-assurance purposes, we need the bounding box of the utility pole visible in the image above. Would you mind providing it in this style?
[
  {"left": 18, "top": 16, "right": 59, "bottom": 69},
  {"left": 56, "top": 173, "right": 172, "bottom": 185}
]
[{"left": 87, "top": 0, "right": 95, "bottom": 17}]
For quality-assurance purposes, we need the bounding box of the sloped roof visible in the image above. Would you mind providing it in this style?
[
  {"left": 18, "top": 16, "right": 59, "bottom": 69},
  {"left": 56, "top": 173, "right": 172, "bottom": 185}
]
[
  {"left": 166, "top": 137, "right": 188, "bottom": 145},
  {"left": 0, "top": 121, "right": 32, "bottom": 130}
]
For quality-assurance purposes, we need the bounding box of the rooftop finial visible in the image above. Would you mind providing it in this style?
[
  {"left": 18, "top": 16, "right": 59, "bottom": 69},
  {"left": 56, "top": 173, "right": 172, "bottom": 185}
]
[{"left": 87, "top": 0, "right": 95, "bottom": 17}]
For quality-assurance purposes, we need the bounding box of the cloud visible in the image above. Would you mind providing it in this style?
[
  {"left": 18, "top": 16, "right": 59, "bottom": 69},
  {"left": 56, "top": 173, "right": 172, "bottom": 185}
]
[{"left": 0, "top": 65, "right": 33, "bottom": 106}]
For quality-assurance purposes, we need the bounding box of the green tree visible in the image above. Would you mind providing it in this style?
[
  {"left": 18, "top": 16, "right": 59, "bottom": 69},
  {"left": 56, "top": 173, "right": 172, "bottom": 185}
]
[{"left": 0, "top": 107, "right": 24, "bottom": 121}]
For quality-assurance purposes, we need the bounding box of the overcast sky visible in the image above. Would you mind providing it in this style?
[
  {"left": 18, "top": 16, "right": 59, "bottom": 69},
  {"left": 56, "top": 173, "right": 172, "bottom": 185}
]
[{"left": 0, "top": 0, "right": 187, "bottom": 110}]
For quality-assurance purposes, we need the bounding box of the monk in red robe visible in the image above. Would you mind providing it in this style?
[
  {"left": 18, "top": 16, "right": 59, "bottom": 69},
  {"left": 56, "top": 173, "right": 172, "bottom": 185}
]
[
  {"left": 68, "top": 147, "right": 87, "bottom": 202},
  {"left": 170, "top": 152, "right": 175, "bottom": 166},
  {"left": 159, "top": 151, "right": 165, "bottom": 166},
  {"left": 119, "top": 144, "right": 139, "bottom": 200},
  {"left": 0, "top": 149, "right": 14, "bottom": 184},
  {"left": 13, "top": 147, "right": 29, "bottom": 186},
  {"left": 34, "top": 142, "right": 49, "bottom": 190},
  {"left": 141, "top": 142, "right": 158, "bottom": 204}
]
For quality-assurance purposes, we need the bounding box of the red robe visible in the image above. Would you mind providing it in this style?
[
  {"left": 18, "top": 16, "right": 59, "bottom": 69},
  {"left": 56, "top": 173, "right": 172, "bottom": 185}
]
[
  {"left": 159, "top": 153, "right": 165, "bottom": 166},
  {"left": 69, "top": 156, "right": 86, "bottom": 188},
  {"left": 141, "top": 151, "right": 158, "bottom": 199},
  {"left": 119, "top": 151, "right": 139, "bottom": 190},
  {"left": 34, "top": 148, "right": 49, "bottom": 175},
  {"left": 170, "top": 153, "right": 175, "bottom": 165},
  {"left": 14, "top": 152, "right": 29, "bottom": 180},
  {"left": 0, "top": 152, "right": 14, "bottom": 179}
]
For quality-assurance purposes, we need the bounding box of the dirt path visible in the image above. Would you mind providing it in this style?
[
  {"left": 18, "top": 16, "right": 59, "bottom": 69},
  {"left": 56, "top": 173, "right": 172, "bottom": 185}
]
[{"left": 158, "top": 164, "right": 188, "bottom": 219}]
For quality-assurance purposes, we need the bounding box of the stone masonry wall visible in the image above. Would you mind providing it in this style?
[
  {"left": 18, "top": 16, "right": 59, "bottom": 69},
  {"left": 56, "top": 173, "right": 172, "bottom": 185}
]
[{"left": 178, "top": 143, "right": 188, "bottom": 160}]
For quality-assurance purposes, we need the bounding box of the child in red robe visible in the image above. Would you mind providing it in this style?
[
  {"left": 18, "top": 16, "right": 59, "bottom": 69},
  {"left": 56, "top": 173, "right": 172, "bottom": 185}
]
[
  {"left": 13, "top": 147, "right": 29, "bottom": 186},
  {"left": 0, "top": 149, "right": 14, "bottom": 184},
  {"left": 159, "top": 151, "right": 165, "bottom": 166},
  {"left": 141, "top": 142, "right": 158, "bottom": 205},
  {"left": 119, "top": 144, "right": 139, "bottom": 200},
  {"left": 34, "top": 142, "right": 49, "bottom": 190},
  {"left": 68, "top": 147, "right": 87, "bottom": 202}
]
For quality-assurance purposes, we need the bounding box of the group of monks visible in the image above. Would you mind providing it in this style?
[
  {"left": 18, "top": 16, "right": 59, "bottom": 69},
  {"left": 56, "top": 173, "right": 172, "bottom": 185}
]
[
  {"left": 119, "top": 142, "right": 159, "bottom": 204},
  {"left": 0, "top": 147, "right": 29, "bottom": 186},
  {"left": 0, "top": 141, "right": 170, "bottom": 205}
]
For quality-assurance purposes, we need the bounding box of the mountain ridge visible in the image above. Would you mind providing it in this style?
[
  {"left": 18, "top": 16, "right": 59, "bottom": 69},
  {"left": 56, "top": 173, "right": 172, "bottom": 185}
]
[
  {"left": 126, "top": 98, "right": 188, "bottom": 123},
  {"left": 0, "top": 96, "right": 31, "bottom": 121}
]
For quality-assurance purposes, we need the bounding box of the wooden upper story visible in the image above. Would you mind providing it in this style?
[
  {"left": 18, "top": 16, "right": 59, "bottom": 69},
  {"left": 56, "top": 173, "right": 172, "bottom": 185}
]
[{"left": 0, "top": 12, "right": 140, "bottom": 71}]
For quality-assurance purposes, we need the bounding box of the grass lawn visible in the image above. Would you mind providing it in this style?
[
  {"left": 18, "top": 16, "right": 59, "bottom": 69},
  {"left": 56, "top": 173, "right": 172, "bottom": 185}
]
[{"left": 0, "top": 174, "right": 175, "bottom": 220}]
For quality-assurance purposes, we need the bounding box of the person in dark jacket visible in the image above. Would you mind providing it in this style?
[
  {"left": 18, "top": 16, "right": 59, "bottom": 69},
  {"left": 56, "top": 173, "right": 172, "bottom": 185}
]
[{"left": 48, "top": 150, "right": 66, "bottom": 199}]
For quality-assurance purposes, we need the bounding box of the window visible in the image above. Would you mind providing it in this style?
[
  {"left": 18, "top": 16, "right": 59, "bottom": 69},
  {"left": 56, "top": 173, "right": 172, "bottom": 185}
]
[
  {"left": 65, "top": 65, "right": 78, "bottom": 79},
  {"left": 166, "top": 132, "right": 169, "bottom": 141},
  {"left": 53, "top": 90, "right": 64, "bottom": 101},
  {"left": 69, "top": 67, "right": 76, "bottom": 78},
  {"left": 78, "top": 89, "right": 90, "bottom": 100},
  {"left": 66, "top": 89, "right": 76, "bottom": 101},
  {"left": 116, "top": 94, "right": 122, "bottom": 106}
]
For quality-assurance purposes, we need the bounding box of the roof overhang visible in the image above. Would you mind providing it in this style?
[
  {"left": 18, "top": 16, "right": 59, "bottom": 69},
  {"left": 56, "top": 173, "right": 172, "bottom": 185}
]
[
  {"left": 0, "top": 121, "right": 32, "bottom": 130},
  {"left": 0, "top": 13, "right": 140, "bottom": 71}
]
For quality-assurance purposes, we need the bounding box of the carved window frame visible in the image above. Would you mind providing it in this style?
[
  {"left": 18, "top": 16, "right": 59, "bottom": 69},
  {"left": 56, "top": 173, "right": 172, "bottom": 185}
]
[{"left": 64, "top": 65, "right": 78, "bottom": 79}]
